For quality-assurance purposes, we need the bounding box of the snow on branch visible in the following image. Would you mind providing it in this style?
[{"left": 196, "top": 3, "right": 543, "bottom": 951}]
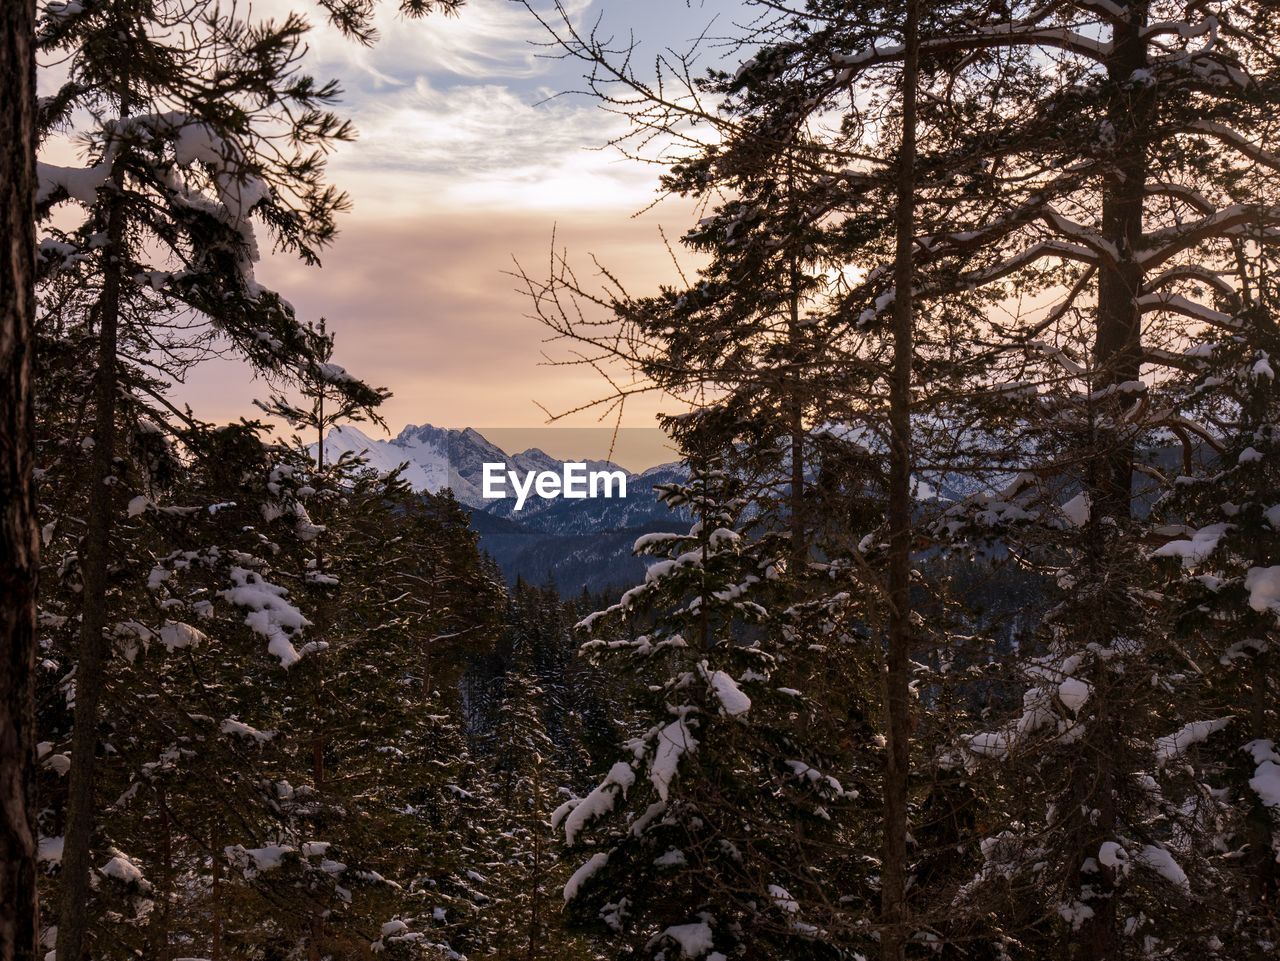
[
  {"left": 1245, "top": 566, "right": 1280, "bottom": 620},
  {"left": 126, "top": 111, "right": 269, "bottom": 224},
  {"left": 1187, "top": 121, "right": 1280, "bottom": 172},
  {"left": 1244, "top": 740, "right": 1280, "bottom": 807},
  {"left": 833, "top": 23, "right": 1113, "bottom": 81},
  {"left": 964, "top": 239, "right": 1099, "bottom": 288},
  {"left": 1139, "top": 204, "right": 1280, "bottom": 270},
  {"left": 563, "top": 852, "right": 609, "bottom": 903},
  {"left": 36, "top": 157, "right": 114, "bottom": 206},
  {"left": 650, "top": 713, "right": 699, "bottom": 802},
  {"left": 1029, "top": 340, "right": 1087, "bottom": 378},
  {"left": 1133, "top": 845, "right": 1190, "bottom": 892},
  {"left": 1154, "top": 717, "right": 1233, "bottom": 765},
  {"left": 553, "top": 761, "right": 636, "bottom": 846},
  {"left": 1142, "top": 15, "right": 1218, "bottom": 49},
  {"left": 220, "top": 566, "right": 313, "bottom": 668},
  {"left": 1041, "top": 208, "right": 1119, "bottom": 262},
  {"left": 1136, "top": 292, "right": 1237, "bottom": 328},
  {"left": 1141, "top": 265, "right": 1236, "bottom": 299},
  {"left": 701, "top": 662, "right": 751, "bottom": 718},
  {"left": 1144, "top": 182, "right": 1216, "bottom": 215}
]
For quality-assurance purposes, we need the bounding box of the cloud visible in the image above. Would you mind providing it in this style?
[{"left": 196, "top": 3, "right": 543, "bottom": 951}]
[
  {"left": 252, "top": 0, "right": 697, "bottom": 213},
  {"left": 329, "top": 76, "right": 659, "bottom": 212},
  {"left": 162, "top": 0, "right": 733, "bottom": 431},
  {"left": 268, "top": 0, "right": 596, "bottom": 89}
]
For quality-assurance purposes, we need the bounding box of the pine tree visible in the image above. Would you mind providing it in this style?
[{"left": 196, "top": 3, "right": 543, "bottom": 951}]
[
  {"left": 548, "top": 462, "right": 878, "bottom": 959},
  {"left": 1148, "top": 272, "right": 1280, "bottom": 955},
  {"left": 256, "top": 317, "right": 390, "bottom": 466},
  {"left": 31, "top": 389, "right": 514, "bottom": 958},
  {"left": 856, "top": 5, "right": 1280, "bottom": 956},
  {"left": 32, "top": 2, "right": 478, "bottom": 952},
  {"left": 35, "top": 2, "right": 389, "bottom": 952},
  {"left": 520, "top": 6, "right": 986, "bottom": 958},
  {"left": 689, "top": 4, "right": 1280, "bottom": 957}
]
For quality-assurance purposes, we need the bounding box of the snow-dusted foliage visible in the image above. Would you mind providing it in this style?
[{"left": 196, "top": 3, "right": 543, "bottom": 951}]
[
  {"left": 554, "top": 465, "right": 875, "bottom": 959},
  {"left": 28, "top": 1, "right": 1280, "bottom": 959}
]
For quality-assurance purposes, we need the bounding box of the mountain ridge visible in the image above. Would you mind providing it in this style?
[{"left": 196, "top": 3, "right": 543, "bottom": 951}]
[{"left": 316, "top": 423, "right": 688, "bottom": 592}]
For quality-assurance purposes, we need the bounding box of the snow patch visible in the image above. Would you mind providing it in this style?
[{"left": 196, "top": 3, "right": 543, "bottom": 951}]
[
  {"left": 219, "top": 718, "right": 275, "bottom": 743},
  {"left": 1135, "top": 845, "right": 1189, "bottom": 891},
  {"left": 655, "top": 922, "right": 714, "bottom": 958},
  {"left": 159, "top": 620, "right": 206, "bottom": 651},
  {"left": 1245, "top": 567, "right": 1280, "bottom": 618},
  {"left": 564, "top": 852, "right": 608, "bottom": 902},
  {"left": 221, "top": 567, "right": 311, "bottom": 667},
  {"left": 559, "top": 761, "right": 636, "bottom": 845},
  {"left": 99, "top": 850, "right": 148, "bottom": 888},
  {"left": 225, "top": 843, "right": 294, "bottom": 877},
  {"left": 1244, "top": 740, "right": 1280, "bottom": 806},
  {"left": 704, "top": 665, "right": 751, "bottom": 717},
  {"left": 1058, "top": 677, "right": 1091, "bottom": 714},
  {"left": 651, "top": 716, "right": 698, "bottom": 802},
  {"left": 1155, "top": 717, "right": 1232, "bottom": 765},
  {"left": 1153, "top": 523, "right": 1230, "bottom": 567}
]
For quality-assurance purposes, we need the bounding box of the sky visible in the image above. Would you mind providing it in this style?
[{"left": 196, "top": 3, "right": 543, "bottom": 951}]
[{"left": 173, "top": 0, "right": 751, "bottom": 450}]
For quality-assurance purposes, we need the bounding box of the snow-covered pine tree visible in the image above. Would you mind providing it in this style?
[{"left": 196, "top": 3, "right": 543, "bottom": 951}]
[
  {"left": 686, "top": 3, "right": 1280, "bottom": 957},
  {"left": 484, "top": 668, "right": 559, "bottom": 958},
  {"left": 875, "top": 5, "right": 1280, "bottom": 956},
  {"left": 279, "top": 457, "right": 506, "bottom": 959},
  {"left": 520, "top": 5, "right": 999, "bottom": 957},
  {"left": 550, "top": 459, "right": 876, "bottom": 960},
  {"left": 1147, "top": 264, "right": 1280, "bottom": 955},
  {"left": 478, "top": 644, "right": 603, "bottom": 960},
  {"left": 32, "top": 389, "right": 514, "bottom": 958},
  {"left": 34, "top": 1, "right": 390, "bottom": 951},
  {"left": 31, "top": 411, "right": 355, "bottom": 958},
  {"left": 32, "top": 1, "right": 475, "bottom": 953}
]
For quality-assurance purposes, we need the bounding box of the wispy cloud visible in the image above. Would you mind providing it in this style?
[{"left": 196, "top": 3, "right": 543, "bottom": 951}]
[
  {"left": 331, "top": 77, "right": 656, "bottom": 212},
  {"left": 172, "top": 0, "right": 734, "bottom": 429},
  {"left": 276, "top": 0, "right": 595, "bottom": 88}
]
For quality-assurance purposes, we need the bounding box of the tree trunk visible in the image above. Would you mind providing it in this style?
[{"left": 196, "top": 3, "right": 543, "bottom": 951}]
[
  {"left": 1069, "top": 696, "right": 1120, "bottom": 961},
  {"left": 210, "top": 832, "right": 223, "bottom": 961},
  {"left": 526, "top": 758, "right": 544, "bottom": 961},
  {"left": 1091, "top": 2, "right": 1151, "bottom": 522},
  {"left": 308, "top": 734, "right": 325, "bottom": 961},
  {"left": 57, "top": 155, "right": 129, "bottom": 961},
  {"left": 1245, "top": 652, "right": 1276, "bottom": 907},
  {"left": 316, "top": 389, "right": 324, "bottom": 469},
  {"left": 155, "top": 791, "right": 172, "bottom": 961},
  {"left": 786, "top": 153, "right": 806, "bottom": 572},
  {"left": 0, "top": 3, "right": 41, "bottom": 959},
  {"left": 787, "top": 267, "right": 806, "bottom": 571},
  {"left": 1068, "top": 9, "right": 1152, "bottom": 961},
  {"left": 881, "top": 3, "right": 920, "bottom": 959}
]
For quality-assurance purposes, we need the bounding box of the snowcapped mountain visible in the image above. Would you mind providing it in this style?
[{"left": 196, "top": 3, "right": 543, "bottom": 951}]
[
  {"left": 319, "top": 423, "right": 521, "bottom": 506},
  {"left": 316, "top": 424, "right": 689, "bottom": 592},
  {"left": 318, "top": 424, "right": 450, "bottom": 492},
  {"left": 317, "top": 423, "right": 671, "bottom": 514}
]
